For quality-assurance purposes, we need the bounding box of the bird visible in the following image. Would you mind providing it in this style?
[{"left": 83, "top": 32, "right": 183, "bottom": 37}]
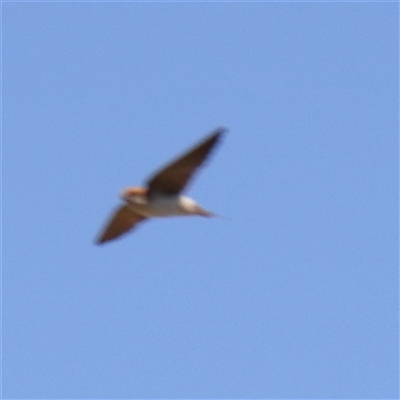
[{"left": 95, "top": 127, "right": 226, "bottom": 244}]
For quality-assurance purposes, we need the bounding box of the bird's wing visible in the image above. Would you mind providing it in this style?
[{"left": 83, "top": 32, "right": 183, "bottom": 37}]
[
  {"left": 96, "top": 205, "right": 146, "bottom": 244},
  {"left": 146, "top": 127, "right": 226, "bottom": 195}
]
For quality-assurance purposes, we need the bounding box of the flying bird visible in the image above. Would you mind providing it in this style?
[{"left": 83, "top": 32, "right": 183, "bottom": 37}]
[{"left": 96, "top": 127, "right": 226, "bottom": 244}]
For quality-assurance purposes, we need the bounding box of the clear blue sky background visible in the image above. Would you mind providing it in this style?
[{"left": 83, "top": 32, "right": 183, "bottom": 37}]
[{"left": 3, "top": 2, "right": 398, "bottom": 399}]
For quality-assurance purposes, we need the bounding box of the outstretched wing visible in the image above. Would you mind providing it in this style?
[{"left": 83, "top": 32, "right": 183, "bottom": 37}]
[
  {"left": 146, "top": 127, "right": 226, "bottom": 195},
  {"left": 96, "top": 205, "right": 146, "bottom": 244}
]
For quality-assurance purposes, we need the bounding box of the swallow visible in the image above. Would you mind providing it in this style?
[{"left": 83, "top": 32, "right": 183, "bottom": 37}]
[{"left": 95, "top": 127, "right": 226, "bottom": 244}]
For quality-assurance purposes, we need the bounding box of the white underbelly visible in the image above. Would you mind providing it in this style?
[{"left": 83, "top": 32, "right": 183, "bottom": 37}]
[{"left": 128, "top": 195, "right": 197, "bottom": 217}]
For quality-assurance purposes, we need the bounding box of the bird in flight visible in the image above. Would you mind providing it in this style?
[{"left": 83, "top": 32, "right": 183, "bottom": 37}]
[{"left": 96, "top": 127, "right": 226, "bottom": 244}]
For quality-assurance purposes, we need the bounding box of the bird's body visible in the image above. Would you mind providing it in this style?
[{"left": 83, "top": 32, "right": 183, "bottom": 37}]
[
  {"left": 122, "top": 188, "right": 213, "bottom": 217},
  {"left": 96, "top": 127, "right": 226, "bottom": 244}
]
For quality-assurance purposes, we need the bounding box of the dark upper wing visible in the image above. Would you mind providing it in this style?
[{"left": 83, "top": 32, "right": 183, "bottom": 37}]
[
  {"left": 147, "top": 127, "right": 226, "bottom": 195},
  {"left": 95, "top": 205, "right": 146, "bottom": 244}
]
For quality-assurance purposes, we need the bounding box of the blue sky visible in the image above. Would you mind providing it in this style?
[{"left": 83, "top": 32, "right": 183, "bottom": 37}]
[{"left": 3, "top": 2, "right": 398, "bottom": 399}]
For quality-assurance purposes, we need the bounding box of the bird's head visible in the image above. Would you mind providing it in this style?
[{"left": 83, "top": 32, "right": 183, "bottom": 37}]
[{"left": 120, "top": 187, "right": 148, "bottom": 204}]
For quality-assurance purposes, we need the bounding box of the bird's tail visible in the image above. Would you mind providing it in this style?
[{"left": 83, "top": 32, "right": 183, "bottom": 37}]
[{"left": 194, "top": 205, "right": 227, "bottom": 219}]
